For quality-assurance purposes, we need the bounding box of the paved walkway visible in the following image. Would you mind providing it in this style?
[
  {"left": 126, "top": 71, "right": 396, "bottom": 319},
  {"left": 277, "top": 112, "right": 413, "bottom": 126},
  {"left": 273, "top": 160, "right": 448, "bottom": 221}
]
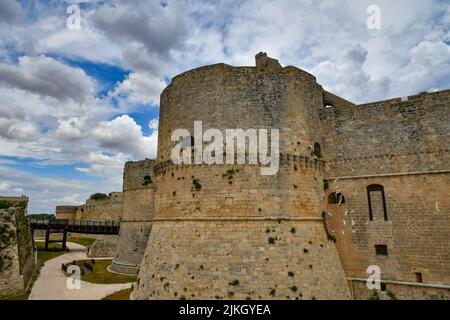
[{"left": 29, "top": 242, "right": 132, "bottom": 300}]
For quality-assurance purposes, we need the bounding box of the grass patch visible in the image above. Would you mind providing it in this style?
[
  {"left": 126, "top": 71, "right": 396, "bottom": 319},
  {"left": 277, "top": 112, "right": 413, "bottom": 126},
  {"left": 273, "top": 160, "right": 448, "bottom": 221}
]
[
  {"left": 68, "top": 237, "right": 96, "bottom": 247},
  {"left": 1, "top": 292, "right": 30, "bottom": 300},
  {"left": 80, "top": 259, "right": 136, "bottom": 284},
  {"left": 101, "top": 288, "right": 132, "bottom": 300},
  {"left": 35, "top": 241, "right": 67, "bottom": 264}
]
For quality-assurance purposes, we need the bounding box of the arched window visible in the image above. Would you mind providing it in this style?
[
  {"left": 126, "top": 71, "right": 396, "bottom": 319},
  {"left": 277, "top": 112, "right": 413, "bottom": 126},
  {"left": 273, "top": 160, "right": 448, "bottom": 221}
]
[
  {"left": 367, "top": 184, "right": 387, "bottom": 221},
  {"left": 328, "top": 192, "right": 345, "bottom": 204},
  {"left": 313, "top": 143, "right": 322, "bottom": 158}
]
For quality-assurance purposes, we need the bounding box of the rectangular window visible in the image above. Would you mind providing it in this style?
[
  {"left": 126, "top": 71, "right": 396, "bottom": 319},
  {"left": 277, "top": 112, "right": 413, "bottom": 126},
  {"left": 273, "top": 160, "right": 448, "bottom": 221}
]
[
  {"left": 415, "top": 272, "right": 423, "bottom": 283},
  {"left": 375, "top": 244, "right": 388, "bottom": 256},
  {"left": 380, "top": 283, "right": 387, "bottom": 291},
  {"left": 367, "top": 184, "right": 388, "bottom": 221}
]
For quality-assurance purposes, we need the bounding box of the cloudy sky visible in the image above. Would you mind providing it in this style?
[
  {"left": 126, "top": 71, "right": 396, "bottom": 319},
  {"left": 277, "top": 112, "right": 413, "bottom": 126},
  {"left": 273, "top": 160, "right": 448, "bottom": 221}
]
[{"left": 0, "top": 0, "right": 449, "bottom": 213}]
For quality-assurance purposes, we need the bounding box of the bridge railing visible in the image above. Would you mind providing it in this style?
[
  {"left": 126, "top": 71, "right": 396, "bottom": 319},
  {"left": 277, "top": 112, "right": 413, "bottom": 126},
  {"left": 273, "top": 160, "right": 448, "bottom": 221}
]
[{"left": 29, "top": 218, "right": 120, "bottom": 234}]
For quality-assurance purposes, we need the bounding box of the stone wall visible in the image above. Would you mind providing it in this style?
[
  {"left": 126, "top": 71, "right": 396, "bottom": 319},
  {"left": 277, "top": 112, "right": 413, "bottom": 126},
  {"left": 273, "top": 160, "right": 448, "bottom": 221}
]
[
  {"left": 82, "top": 192, "right": 123, "bottom": 221},
  {"left": 320, "top": 89, "right": 450, "bottom": 299},
  {"left": 134, "top": 53, "right": 350, "bottom": 299},
  {"left": 55, "top": 205, "right": 79, "bottom": 220},
  {"left": 0, "top": 197, "right": 34, "bottom": 297},
  {"left": 110, "top": 159, "right": 155, "bottom": 275},
  {"left": 135, "top": 220, "right": 349, "bottom": 300},
  {"left": 55, "top": 193, "right": 123, "bottom": 221},
  {"left": 320, "top": 90, "right": 450, "bottom": 177},
  {"left": 88, "top": 239, "right": 117, "bottom": 258}
]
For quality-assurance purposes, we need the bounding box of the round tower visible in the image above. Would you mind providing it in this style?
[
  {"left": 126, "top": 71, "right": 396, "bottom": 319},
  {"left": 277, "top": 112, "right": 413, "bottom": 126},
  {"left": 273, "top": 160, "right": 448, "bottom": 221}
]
[
  {"left": 134, "top": 53, "right": 350, "bottom": 299},
  {"left": 109, "top": 159, "right": 156, "bottom": 275}
]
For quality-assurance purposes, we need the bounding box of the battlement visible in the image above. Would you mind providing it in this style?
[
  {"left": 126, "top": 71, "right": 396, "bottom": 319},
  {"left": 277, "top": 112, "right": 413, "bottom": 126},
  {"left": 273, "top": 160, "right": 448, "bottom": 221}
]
[{"left": 0, "top": 196, "right": 28, "bottom": 210}]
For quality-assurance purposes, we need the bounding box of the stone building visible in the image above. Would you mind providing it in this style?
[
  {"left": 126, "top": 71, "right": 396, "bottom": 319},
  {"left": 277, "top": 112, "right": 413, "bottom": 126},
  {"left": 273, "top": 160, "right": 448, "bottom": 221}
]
[
  {"left": 55, "top": 52, "right": 450, "bottom": 300},
  {"left": 109, "top": 159, "right": 156, "bottom": 275},
  {"left": 134, "top": 53, "right": 353, "bottom": 299},
  {"left": 0, "top": 196, "right": 34, "bottom": 297},
  {"left": 55, "top": 192, "right": 123, "bottom": 221},
  {"left": 132, "top": 53, "right": 449, "bottom": 300}
]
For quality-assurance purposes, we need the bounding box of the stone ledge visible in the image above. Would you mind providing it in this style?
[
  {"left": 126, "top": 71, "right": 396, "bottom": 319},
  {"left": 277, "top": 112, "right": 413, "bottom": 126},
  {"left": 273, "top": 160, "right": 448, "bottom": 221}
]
[
  {"left": 108, "top": 261, "right": 140, "bottom": 276},
  {"left": 151, "top": 216, "right": 323, "bottom": 222},
  {"left": 325, "top": 169, "right": 450, "bottom": 180},
  {"left": 153, "top": 154, "right": 326, "bottom": 176},
  {"left": 347, "top": 277, "right": 450, "bottom": 290}
]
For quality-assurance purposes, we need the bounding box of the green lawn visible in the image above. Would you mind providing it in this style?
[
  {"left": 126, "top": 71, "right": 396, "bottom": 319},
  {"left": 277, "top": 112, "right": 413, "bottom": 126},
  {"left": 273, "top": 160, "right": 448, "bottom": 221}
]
[
  {"left": 35, "top": 241, "right": 67, "bottom": 263},
  {"left": 80, "top": 259, "right": 136, "bottom": 284},
  {"left": 1, "top": 292, "right": 30, "bottom": 300},
  {"left": 101, "top": 288, "right": 132, "bottom": 300},
  {"left": 68, "top": 237, "right": 96, "bottom": 247}
]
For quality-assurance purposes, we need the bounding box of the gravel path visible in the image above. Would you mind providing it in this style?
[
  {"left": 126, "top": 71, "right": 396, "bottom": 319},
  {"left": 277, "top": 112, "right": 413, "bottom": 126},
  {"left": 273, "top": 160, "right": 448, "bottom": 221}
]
[{"left": 29, "top": 242, "right": 132, "bottom": 300}]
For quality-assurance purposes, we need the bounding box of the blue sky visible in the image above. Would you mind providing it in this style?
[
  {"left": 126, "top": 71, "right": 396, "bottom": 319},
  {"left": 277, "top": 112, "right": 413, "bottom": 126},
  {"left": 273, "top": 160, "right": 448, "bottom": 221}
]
[{"left": 0, "top": 0, "right": 449, "bottom": 213}]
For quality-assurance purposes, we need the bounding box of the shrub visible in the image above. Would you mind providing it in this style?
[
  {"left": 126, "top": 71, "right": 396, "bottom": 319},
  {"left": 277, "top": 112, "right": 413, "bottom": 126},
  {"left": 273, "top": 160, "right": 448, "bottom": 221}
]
[
  {"left": 89, "top": 193, "right": 109, "bottom": 200},
  {"left": 327, "top": 234, "right": 337, "bottom": 243},
  {"left": 228, "top": 279, "right": 240, "bottom": 286},
  {"left": 192, "top": 179, "right": 202, "bottom": 191}
]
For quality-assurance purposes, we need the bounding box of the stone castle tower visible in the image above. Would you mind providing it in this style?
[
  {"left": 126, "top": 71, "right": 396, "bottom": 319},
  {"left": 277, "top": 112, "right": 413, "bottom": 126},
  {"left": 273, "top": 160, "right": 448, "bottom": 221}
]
[
  {"left": 109, "top": 159, "right": 156, "bottom": 275},
  {"left": 133, "top": 53, "right": 351, "bottom": 299}
]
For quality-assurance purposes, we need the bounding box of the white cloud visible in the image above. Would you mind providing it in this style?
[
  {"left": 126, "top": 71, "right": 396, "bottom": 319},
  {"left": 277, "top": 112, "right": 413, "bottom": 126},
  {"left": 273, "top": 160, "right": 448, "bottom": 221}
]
[
  {"left": 0, "top": 55, "right": 94, "bottom": 103},
  {"left": 6, "top": 122, "right": 40, "bottom": 142},
  {"left": 0, "top": 165, "right": 120, "bottom": 213},
  {"left": 0, "top": 0, "right": 23, "bottom": 24},
  {"left": 55, "top": 117, "right": 89, "bottom": 141},
  {"left": 61, "top": 193, "right": 81, "bottom": 204},
  {"left": 112, "top": 73, "right": 165, "bottom": 106},
  {"left": 149, "top": 118, "right": 159, "bottom": 130},
  {"left": 0, "top": 182, "right": 11, "bottom": 191},
  {"left": 92, "top": 115, "right": 156, "bottom": 159},
  {"left": 75, "top": 152, "right": 128, "bottom": 185}
]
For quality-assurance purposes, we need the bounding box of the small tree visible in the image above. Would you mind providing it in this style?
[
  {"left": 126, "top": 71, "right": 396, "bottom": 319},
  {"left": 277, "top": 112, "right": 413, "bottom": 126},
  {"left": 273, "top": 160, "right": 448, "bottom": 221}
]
[{"left": 89, "top": 193, "right": 109, "bottom": 200}]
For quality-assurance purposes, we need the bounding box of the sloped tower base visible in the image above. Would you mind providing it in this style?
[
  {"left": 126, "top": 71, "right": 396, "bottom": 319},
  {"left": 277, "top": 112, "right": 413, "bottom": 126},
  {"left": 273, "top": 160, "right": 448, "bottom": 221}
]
[{"left": 133, "top": 219, "right": 350, "bottom": 300}]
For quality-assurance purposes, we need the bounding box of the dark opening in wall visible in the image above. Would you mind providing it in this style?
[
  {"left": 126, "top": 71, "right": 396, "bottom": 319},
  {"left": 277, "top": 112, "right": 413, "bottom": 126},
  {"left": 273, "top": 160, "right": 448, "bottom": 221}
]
[
  {"left": 375, "top": 244, "right": 388, "bottom": 256},
  {"left": 380, "top": 283, "right": 387, "bottom": 291},
  {"left": 415, "top": 272, "right": 423, "bottom": 283},
  {"left": 313, "top": 143, "right": 322, "bottom": 158},
  {"left": 328, "top": 192, "right": 345, "bottom": 204},
  {"left": 324, "top": 102, "right": 334, "bottom": 108},
  {"left": 367, "top": 184, "right": 388, "bottom": 221}
]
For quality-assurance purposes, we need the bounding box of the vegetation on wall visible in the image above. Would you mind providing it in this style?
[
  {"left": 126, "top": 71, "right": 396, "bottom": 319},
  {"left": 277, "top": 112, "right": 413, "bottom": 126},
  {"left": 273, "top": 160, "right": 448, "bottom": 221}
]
[
  {"left": 14, "top": 211, "right": 33, "bottom": 272},
  {"left": 0, "top": 200, "right": 27, "bottom": 210},
  {"left": 0, "top": 220, "right": 15, "bottom": 271},
  {"left": 89, "top": 193, "right": 110, "bottom": 200},
  {"left": 28, "top": 213, "right": 55, "bottom": 220}
]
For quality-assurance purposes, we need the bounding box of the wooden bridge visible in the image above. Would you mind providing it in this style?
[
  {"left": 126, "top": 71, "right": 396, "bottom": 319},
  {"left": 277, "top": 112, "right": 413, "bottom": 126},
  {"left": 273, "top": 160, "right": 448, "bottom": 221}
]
[{"left": 29, "top": 219, "right": 120, "bottom": 251}]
